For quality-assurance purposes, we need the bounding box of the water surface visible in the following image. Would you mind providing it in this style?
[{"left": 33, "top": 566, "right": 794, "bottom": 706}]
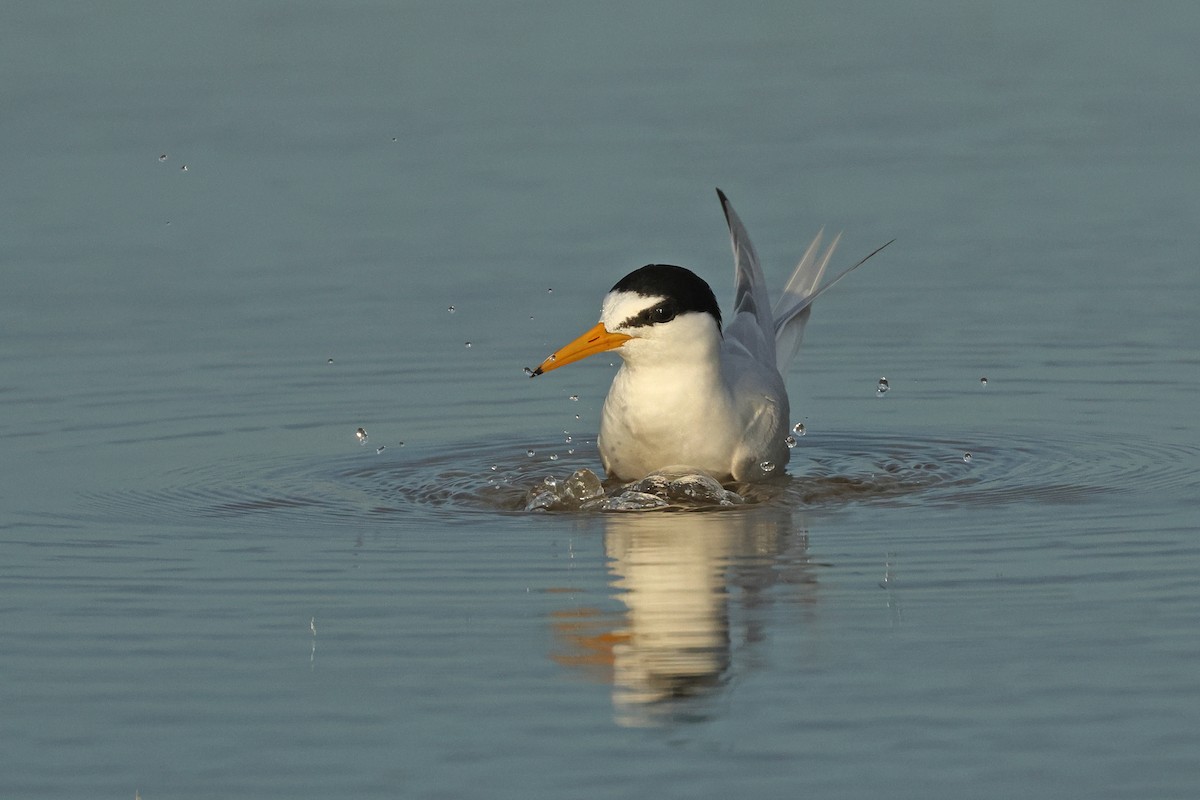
[{"left": 3, "top": 2, "right": 1199, "bottom": 798}]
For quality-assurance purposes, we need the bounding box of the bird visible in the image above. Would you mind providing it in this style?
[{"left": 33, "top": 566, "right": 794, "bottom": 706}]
[{"left": 530, "top": 188, "right": 890, "bottom": 483}]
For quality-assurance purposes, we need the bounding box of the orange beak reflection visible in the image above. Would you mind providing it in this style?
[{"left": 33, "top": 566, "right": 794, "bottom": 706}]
[{"left": 531, "top": 322, "right": 632, "bottom": 377}]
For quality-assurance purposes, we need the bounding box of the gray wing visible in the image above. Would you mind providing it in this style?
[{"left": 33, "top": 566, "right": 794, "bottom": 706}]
[{"left": 716, "top": 188, "right": 777, "bottom": 369}]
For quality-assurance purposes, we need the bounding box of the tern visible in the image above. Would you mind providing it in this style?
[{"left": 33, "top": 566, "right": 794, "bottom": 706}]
[{"left": 531, "top": 189, "right": 890, "bottom": 483}]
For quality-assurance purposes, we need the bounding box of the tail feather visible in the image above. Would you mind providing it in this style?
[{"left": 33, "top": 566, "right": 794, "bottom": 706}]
[{"left": 773, "top": 235, "right": 894, "bottom": 369}]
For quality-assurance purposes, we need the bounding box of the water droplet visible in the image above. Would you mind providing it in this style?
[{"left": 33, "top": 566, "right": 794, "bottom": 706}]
[
  {"left": 447, "top": 305, "right": 456, "bottom": 313},
  {"left": 564, "top": 435, "right": 572, "bottom": 443},
  {"left": 877, "top": 377, "right": 890, "bottom": 395},
  {"left": 526, "top": 449, "right": 535, "bottom": 457},
  {"left": 326, "top": 357, "right": 334, "bottom": 364},
  {"left": 784, "top": 435, "right": 798, "bottom": 449},
  {"left": 392, "top": 136, "right": 398, "bottom": 142},
  {"left": 568, "top": 394, "right": 579, "bottom": 401},
  {"left": 549, "top": 453, "right": 559, "bottom": 461},
  {"left": 376, "top": 445, "right": 386, "bottom": 454},
  {"left": 980, "top": 376, "right": 989, "bottom": 386},
  {"left": 574, "top": 414, "right": 580, "bottom": 420},
  {"left": 523, "top": 367, "right": 534, "bottom": 376},
  {"left": 355, "top": 427, "right": 368, "bottom": 444},
  {"left": 759, "top": 460, "right": 776, "bottom": 473},
  {"left": 792, "top": 422, "right": 806, "bottom": 435},
  {"left": 490, "top": 464, "right": 499, "bottom": 471},
  {"left": 547, "top": 288, "right": 553, "bottom": 293},
  {"left": 548, "top": 354, "right": 557, "bottom": 362},
  {"left": 397, "top": 441, "right": 404, "bottom": 447},
  {"left": 963, "top": 452, "right": 973, "bottom": 463},
  {"left": 567, "top": 449, "right": 575, "bottom": 455},
  {"left": 158, "top": 153, "right": 168, "bottom": 162},
  {"left": 464, "top": 341, "right": 472, "bottom": 348},
  {"left": 180, "top": 164, "right": 188, "bottom": 172}
]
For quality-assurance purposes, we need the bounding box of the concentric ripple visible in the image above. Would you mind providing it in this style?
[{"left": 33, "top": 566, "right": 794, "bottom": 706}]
[{"left": 79, "top": 429, "right": 1200, "bottom": 527}]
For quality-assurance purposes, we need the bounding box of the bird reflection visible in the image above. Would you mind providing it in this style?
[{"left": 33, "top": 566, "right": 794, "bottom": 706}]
[{"left": 550, "top": 504, "right": 816, "bottom": 727}]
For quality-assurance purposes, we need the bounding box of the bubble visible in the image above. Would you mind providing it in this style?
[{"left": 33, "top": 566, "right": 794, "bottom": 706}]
[
  {"left": 447, "top": 305, "right": 456, "bottom": 313},
  {"left": 877, "top": 377, "right": 890, "bottom": 395},
  {"left": 523, "top": 367, "right": 535, "bottom": 377},
  {"left": 784, "top": 435, "right": 798, "bottom": 449},
  {"left": 526, "top": 449, "right": 535, "bottom": 457},
  {"left": 548, "top": 354, "right": 557, "bottom": 362},
  {"left": 464, "top": 341, "right": 472, "bottom": 348},
  {"left": 792, "top": 422, "right": 806, "bottom": 435},
  {"left": 490, "top": 464, "right": 499, "bottom": 471},
  {"left": 326, "top": 357, "right": 334, "bottom": 364},
  {"left": 564, "top": 435, "right": 572, "bottom": 443},
  {"left": 963, "top": 452, "right": 973, "bottom": 463},
  {"left": 567, "top": 449, "right": 575, "bottom": 455},
  {"left": 158, "top": 153, "right": 168, "bottom": 162},
  {"left": 355, "top": 427, "right": 368, "bottom": 444},
  {"left": 547, "top": 288, "right": 553, "bottom": 293},
  {"left": 180, "top": 164, "right": 188, "bottom": 172},
  {"left": 397, "top": 441, "right": 404, "bottom": 447},
  {"left": 376, "top": 445, "right": 386, "bottom": 454},
  {"left": 980, "top": 377, "right": 989, "bottom": 386},
  {"left": 574, "top": 414, "right": 580, "bottom": 420},
  {"left": 549, "top": 453, "right": 559, "bottom": 461},
  {"left": 759, "top": 460, "right": 776, "bottom": 473},
  {"left": 568, "top": 394, "right": 579, "bottom": 402}
]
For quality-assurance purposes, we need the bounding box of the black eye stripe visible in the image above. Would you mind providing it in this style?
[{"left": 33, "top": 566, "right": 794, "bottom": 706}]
[{"left": 623, "top": 300, "right": 678, "bottom": 329}]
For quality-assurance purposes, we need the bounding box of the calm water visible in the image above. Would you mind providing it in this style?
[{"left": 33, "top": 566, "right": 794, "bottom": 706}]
[{"left": 4, "top": 2, "right": 1200, "bottom": 798}]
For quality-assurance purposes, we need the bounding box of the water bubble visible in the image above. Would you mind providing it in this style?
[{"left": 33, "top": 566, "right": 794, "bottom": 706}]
[
  {"left": 574, "top": 414, "right": 580, "bottom": 420},
  {"left": 877, "top": 377, "right": 890, "bottom": 395},
  {"left": 549, "top": 453, "right": 559, "bottom": 461},
  {"left": 792, "top": 422, "right": 806, "bottom": 435},
  {"left": 158, "top": 153, "right": 168, "bottom": 162},
  {"left": 326, "top": 357, "right": 334, "bottom": 364},
  {"left": 548, "top": 354, "right": 557, "bottom": 362},
  {"left": 784, "top": 435, "right": 798, "bottom": 449},
  {"left": 397, "top": 441, "right": 404, "bottom": 447},
  {"left": 567, "top": 449, "right": 575, "bottom": 455},
  {"left": 568, "top": 394, "right": 579, "bottom": 402},
  {"left": 523, "top": 367, "right": 534, "bottom": 377},
  {"left": 963, "top": 452, "right": 973, "bottom": 463},
  {"left": 447, "top": 305, "right": 456, "bottom": 313},
  {"left": 980, "top": 376, "right": 989, "bottom": 386},
  {"left": 464, "top": 341, "right": 472, "bottom": 348},
  {"left": 355, "top": 427, "right": 368, "bottom": 444},
  {"left": 376, "top": 445, "right": 386, "bottom": 454},
  {"left": 526, "top": 449, "right": 535, "bottom": 457},
  {"left": 180, "top": 164, "right": 188, "bottom": 172},
  {"left": 564, "top": 435, "right": 572, "bottom": 443},
  {"left": 759, "top": 460, "right": 776, "bottom": 473},
  {"left": 547, "top": 288, "right": 553, "bottom": 293}
]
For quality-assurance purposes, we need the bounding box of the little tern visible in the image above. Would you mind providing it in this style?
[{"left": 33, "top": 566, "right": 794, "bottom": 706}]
[{"left": 531, "top": 189, "right": 889, "bottom": 483}]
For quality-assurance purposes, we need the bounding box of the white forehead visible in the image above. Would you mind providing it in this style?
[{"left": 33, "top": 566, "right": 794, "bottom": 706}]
[{"left": 600, "top": 289, "right": 664, "bottom": 330}]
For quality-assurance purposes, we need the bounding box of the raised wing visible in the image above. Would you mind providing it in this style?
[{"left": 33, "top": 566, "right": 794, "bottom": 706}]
[{"left": 716, "top": 188, "right": 776, "bottom": 368}]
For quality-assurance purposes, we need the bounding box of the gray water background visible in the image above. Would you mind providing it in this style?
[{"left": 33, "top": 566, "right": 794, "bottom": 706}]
[{"left": 3, "top": 2, "right": 1199, "bottom": 798}]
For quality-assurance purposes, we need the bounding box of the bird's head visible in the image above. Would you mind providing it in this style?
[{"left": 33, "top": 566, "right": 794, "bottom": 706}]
[{"left": 531, "top": 264, "right": 722, "bottom": 377}]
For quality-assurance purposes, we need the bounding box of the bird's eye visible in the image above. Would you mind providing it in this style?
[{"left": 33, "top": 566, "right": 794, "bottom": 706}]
[{"left": 650, "top": 304, "right": 676, "bottom": 323}]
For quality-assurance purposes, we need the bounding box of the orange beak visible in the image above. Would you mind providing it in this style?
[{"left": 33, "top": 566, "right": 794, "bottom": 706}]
[{"left": 531, "top": 322, "right": 632, "bottom": 377}]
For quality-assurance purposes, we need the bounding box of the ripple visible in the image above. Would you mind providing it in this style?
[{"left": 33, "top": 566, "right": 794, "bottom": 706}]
[{"left": 78, "top": 429, "right": 1200, "bottom": 526}]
